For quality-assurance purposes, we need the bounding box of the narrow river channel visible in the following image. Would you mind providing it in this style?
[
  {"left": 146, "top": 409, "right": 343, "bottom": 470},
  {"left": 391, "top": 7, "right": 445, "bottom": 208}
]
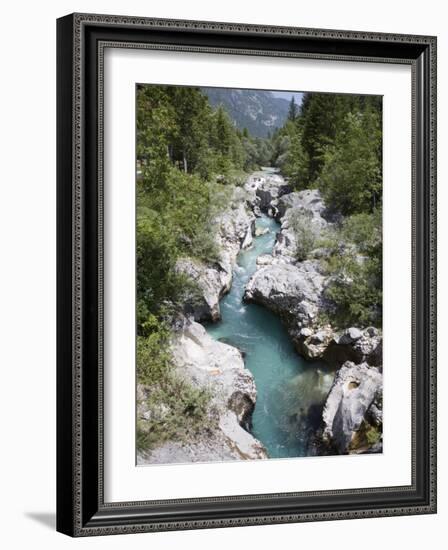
[{"left": 206, "top": 214, "right": 334, "bottom": 458}]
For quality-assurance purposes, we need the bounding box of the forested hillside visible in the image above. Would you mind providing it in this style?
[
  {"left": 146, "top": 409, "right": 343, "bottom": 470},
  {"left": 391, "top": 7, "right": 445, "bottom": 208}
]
[
  {"left": 271, "top": 92, "right": 383, "bottom": 327},
  {"left": 272, "top": 93, "right": 382, "bottom": 214},
  {"left": 136, "top": 84, "right": 275, "bottom": 333},
  {"left": 201, "top": 87, "right": 290, "bottom": 138},
  {"left": 136, "top": 85, "right": 383, "bottom": 458}
]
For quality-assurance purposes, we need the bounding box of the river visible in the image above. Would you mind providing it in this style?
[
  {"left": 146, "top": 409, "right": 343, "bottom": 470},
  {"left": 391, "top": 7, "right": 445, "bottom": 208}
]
[{"left": 206, "top": 213, "right": 334, "bottom": 459}]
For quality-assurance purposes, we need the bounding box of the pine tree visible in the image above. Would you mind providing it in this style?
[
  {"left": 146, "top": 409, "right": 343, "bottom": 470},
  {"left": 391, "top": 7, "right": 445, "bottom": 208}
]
[
  {"left": 319, "top": 109, "right": 382, "bottom": 215},
  {"left": 288, "top": 96, "right": 298, "bottom": 121}
]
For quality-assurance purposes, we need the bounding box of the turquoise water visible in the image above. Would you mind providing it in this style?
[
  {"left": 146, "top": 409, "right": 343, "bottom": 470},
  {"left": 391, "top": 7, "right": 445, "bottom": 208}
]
[{"left": 206, "top": 215, "right": 334, "bottom": 458}]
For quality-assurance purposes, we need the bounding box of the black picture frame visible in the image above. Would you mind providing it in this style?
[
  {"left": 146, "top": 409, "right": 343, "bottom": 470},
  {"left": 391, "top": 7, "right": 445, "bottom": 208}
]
[{"left": 57, "top": 13, "right": 437, "bottom": 537}]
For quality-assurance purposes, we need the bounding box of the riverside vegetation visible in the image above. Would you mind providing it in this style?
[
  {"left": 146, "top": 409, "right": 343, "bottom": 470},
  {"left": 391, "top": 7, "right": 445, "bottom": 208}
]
[{"left": 136, "top": 85, "right": 383, "bottom": 463}]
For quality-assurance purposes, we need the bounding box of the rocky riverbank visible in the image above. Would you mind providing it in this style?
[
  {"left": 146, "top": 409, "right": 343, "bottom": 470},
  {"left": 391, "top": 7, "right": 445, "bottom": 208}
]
[
  {"left": 242, "top": 175, "right": 383, "bottom": 455},
  {"left": 137, "top": 319, "right": 267, "bottom": 464},
  {"left": 138, "top": 181, "right": 266, "bottom": 464},
  {"left": 175, "top": 186, "right": 256, "bottom": 323}
]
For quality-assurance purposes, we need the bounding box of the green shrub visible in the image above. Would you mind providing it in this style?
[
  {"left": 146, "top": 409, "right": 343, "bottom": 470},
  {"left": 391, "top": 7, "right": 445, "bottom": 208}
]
[
  {"left": 288, "top": 210, "right": 318, "bottom": 261},
  {"left": 188, "top": 227, "right": 221, "bottom": 264},
  {"left": 323, "top": 253, "right": 382, "bottom": 328},
  {"left": 137, "top": 378, "right": 211, "bottom": 453},
  {"left": 340, "top": 210, "right": 382, "bottom": 256},
  {"left": 349, "top": 420, "right": 382, "bottom": 452},
  {"left": 319, "top": 210, "right": 382, "bottom": 328},
  {"left": 365, "top": 424, "right": 382, "bottom": 446},
  {"left": 136, "top": 323, "right": 213, "bottom": 453},
  {"left": 318, "top": 111, "right": 382, "bottom": 215},
  {"left": 215, "top": 168, "right": 248, "bottom": 187},
  {"left": 282, "top": 131, "right": 309, "bottom": 190}
]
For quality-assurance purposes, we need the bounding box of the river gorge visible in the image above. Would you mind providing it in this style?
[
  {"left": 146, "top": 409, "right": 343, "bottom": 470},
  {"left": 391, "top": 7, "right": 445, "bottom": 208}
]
[
  {"left": 206, "top": 213, "right": 334, "bottom": 458},
  {"left": 137, "top": 168, "right": 383, "bottom": 465}
]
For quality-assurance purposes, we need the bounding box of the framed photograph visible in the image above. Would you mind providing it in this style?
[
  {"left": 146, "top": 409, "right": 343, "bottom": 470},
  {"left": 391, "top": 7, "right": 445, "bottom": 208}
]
[{"left": 56, "top": 13, "right": 437, "bottom": 536}]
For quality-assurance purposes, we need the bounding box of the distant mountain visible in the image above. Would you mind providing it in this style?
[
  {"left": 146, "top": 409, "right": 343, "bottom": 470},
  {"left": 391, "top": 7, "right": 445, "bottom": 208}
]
[{"left": 201, "top": 88, "right": 291, "bottom": 138}]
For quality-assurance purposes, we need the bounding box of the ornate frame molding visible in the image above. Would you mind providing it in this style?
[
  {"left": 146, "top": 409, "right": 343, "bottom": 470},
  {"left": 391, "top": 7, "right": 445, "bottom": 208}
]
[{"left": 57, "top": 13, "right": 437, "bottom": 537}]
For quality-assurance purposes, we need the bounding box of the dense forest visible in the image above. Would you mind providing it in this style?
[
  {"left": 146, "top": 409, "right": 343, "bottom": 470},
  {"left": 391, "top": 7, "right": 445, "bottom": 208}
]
[
  {"left": 136, "top": 84, "right": 274, "bottom": 335},
  {"left": 136, "top": 85, "right": 275, "bottom": 449},
  {"left": 271, "top": 93, "right": 382, "bottom": 214},
  {"left": 137, "top": 86, "right": 382, "bottom": 334},
  {"left": 136, "top": 85, "right": 383, "bottom": 451}
]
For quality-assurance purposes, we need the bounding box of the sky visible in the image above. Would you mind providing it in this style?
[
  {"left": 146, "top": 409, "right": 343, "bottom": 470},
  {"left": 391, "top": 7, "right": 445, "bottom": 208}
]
[{"left": 271, "top": 90, "right": 304, "bottom": 107}]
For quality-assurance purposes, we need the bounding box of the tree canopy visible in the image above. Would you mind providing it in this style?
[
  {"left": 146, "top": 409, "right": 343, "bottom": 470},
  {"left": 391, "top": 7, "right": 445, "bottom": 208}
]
[
  {"left": 271, "top": 92, "right": 382, "bottom": 216},
  {"left": 136, "top": 84, "right": 276, "bottom": 333}
]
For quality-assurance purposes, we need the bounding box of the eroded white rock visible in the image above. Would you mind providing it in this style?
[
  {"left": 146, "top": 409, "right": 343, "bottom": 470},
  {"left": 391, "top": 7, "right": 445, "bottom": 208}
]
[
  {"left": 138, "top": 320, "right": 267, "bottom": 464},
  {"left": 321, "top": 361, "right": 383, "bottom": 453}
]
